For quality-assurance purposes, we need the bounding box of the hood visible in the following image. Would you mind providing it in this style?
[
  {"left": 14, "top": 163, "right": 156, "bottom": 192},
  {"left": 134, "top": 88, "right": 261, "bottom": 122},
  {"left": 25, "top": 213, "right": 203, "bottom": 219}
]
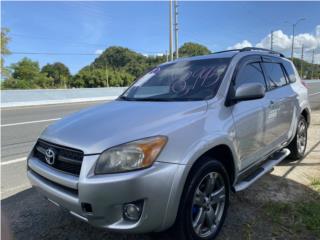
[{"left": 40, "top": 100, "right": 207, "bottom": 154}]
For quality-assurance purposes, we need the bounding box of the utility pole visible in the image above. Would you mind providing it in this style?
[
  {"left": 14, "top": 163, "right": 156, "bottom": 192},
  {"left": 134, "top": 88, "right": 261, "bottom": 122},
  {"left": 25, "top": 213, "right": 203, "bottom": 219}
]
[
  {"left": 290, "top": 18, "right": 306, "bottom": 61},
  {"left": 105, "top": 61, "right": 109, "bottom": 87},
  {"left": 270, "top": 30, "right": 274, "bottom": 50},
  {"left": 291, "top": 24, "right": 295, "bottom": 61},
  {"left": 311, "top": 49, "right": 315, "bottom": 79},
  {"left": 300, "top": 45, "right": 304, "bottom": 79},
  {"left": 174, "top": 0, "right": 179, "bottom": 59},
  {"left": 169, "top": 0, "right": 173, "bottom": 61}
]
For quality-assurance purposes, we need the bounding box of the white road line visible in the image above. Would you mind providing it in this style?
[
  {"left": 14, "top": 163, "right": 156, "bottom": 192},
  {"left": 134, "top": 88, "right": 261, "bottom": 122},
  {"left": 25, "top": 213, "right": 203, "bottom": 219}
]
[
  {"left": 1, "top": 118, "right": 61, "bottom": 127},
  {"left": 309, "top": 92, "right": 320, "bottom": 96},
  {"left": 1, "top": 157, "right": 26, "bottom": 166}
]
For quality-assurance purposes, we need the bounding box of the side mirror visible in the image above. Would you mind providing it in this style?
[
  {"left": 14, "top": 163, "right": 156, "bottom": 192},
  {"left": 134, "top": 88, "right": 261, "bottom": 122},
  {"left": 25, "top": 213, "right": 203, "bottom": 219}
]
[{"left": 233, "top": 83, "right": 265, "bottom": 102}]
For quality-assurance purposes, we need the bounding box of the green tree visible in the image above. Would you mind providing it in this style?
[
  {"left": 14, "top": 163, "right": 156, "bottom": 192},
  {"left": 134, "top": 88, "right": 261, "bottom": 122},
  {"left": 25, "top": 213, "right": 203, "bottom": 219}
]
[
  {"left": 92, "top": 46, "right": 146, "bottom": 70},
  {"left": 292, "top": 58, "right": 320, "bottom": 79},
  {"left": 2, "top": 58, "right": 52, "bottom": 89},
  {"left": 41, "top": 62, "right": 71, "bottom": 88},
  {"left": 178, "top": 42, "right": 211, "bottom": 57},
  {"left": 12, "top": 58, "right": 40, "bottom": 80},
  {"left": 70, "top": 66, "right": 135, "bottom": 88},
  {"left": 1, "top": 28, "right": 11, "bottom": 79}
]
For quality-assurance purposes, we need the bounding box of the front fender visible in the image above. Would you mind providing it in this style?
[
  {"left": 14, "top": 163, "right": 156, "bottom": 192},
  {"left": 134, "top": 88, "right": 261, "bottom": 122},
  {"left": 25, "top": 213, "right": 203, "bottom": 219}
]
[{"left": 159, "top": 134, "right": 238, "bottom": 231}]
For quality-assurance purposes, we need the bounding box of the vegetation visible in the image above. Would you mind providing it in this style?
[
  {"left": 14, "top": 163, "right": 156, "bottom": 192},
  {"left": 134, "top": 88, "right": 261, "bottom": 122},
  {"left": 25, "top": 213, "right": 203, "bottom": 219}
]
[
  {"left": 1, "top": 27, "right": 319, "bottom": 89},
  {"left": 2, "top": 58, "right": 53, "bottom": 89},
  {"left": 264, "top": 201, "right": 320, "bottom": 238},
  {"left": 292, "top": 58, "right": 320, "bottom": 79},
  {"left": 1, "top": 28, "right": 11, "bottom": 79},
  {"left": 41, "top": 62, "right": 71, "bottom": 88},
  {"left": 310, "top": 178, "right": 320, "bottom": 192},
  {"left": 178, "top": 42, "right": 211, "bottom": 57}
]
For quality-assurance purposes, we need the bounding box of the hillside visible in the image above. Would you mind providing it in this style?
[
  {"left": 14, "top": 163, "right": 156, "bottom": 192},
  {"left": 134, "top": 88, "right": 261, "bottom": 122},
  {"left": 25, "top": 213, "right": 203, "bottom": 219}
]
[
  {"left": 2, "top": 43, "right": 319, "bottom": 89},
  {"left": 292, "top": 58, "right": 320, "bottom": 79}
]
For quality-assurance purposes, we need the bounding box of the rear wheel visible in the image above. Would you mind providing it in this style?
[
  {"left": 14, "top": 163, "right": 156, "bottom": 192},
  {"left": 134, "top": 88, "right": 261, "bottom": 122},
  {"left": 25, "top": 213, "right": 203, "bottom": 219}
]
[
  {"left": 173, "top": 158, "right": 229, "bottom": 240},
  {"left": 288, "top": 115, "right": 308, "bottom": 160}
]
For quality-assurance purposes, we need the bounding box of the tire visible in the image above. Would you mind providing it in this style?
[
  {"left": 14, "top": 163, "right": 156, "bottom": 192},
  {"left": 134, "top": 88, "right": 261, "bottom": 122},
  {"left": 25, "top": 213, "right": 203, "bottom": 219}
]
[
  {"left": 288, "top": 115, "right": 308, "bottom": 160},
  {"left": 173, "top": 158, "right": 230, "bottom": 240}
]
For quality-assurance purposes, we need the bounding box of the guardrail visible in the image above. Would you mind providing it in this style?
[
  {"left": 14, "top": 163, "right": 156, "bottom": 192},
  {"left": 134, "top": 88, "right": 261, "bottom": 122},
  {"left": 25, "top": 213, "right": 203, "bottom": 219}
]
[{"left": 1, "top": 80, "right": 319, "bottom": 108}]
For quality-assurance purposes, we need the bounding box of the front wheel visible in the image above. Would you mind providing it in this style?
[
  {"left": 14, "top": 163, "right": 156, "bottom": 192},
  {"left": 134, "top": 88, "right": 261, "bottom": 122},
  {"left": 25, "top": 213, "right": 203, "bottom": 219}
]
[
  {"left": 173, "top": 158, "right": 230, "bottom": 240},
  {"left": 288, "top": 115, "right": 308, "bottom": 160}
]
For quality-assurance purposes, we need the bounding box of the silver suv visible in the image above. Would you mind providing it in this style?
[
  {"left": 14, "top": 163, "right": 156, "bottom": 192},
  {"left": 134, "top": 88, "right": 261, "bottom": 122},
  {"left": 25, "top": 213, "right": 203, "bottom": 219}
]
[{"left": 27, "top": 47, "right": 310, "bottom": 240}]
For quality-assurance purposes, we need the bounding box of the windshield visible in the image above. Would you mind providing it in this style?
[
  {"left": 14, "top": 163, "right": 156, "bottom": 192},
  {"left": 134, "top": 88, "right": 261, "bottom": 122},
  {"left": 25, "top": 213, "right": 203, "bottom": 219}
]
[{"left": 120, "top": 58, "right": 230, "bottom": 101}]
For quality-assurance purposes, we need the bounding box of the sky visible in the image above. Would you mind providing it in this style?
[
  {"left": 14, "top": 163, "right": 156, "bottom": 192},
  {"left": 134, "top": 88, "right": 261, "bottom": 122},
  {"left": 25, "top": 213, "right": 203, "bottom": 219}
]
[{"left": 2, "top": 1, "right": 320, "bottom": 74}]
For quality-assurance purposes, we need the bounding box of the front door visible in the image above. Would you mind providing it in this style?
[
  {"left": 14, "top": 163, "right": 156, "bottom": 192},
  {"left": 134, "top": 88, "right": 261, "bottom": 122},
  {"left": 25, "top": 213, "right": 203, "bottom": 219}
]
[{"left": 231, "top": 58, "right": 268, "bottom": 170}]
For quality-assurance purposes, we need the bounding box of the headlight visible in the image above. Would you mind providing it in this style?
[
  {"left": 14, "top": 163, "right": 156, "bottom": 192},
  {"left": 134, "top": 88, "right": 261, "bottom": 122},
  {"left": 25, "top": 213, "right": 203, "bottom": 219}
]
[{"left": 95, "top": 136, "right": 167, "bottom": 174}]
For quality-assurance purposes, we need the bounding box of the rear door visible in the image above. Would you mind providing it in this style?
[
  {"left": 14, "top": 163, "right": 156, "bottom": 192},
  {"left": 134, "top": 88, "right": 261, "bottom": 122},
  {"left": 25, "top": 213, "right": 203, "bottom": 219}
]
[{"left": 261, "top": 58, "right": 296, "bottom": 152}]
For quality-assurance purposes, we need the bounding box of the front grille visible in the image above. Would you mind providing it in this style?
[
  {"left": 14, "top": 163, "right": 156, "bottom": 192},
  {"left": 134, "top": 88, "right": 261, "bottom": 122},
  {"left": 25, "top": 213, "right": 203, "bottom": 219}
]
[{"left": 34, "top": 140, "right": 84, "bottom": 176}]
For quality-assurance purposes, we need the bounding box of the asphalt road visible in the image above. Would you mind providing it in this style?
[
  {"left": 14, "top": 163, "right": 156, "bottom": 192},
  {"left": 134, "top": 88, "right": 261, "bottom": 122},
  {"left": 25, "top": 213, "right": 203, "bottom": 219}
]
[
  {"left": 1, "top": 86, "right": 320, "bottom": 240},
  {"left": 1, "top": 86, "right": 320, "bottom": 199},
  {"left": 1, "top": 101, "right": 108, "bottom": 198}
]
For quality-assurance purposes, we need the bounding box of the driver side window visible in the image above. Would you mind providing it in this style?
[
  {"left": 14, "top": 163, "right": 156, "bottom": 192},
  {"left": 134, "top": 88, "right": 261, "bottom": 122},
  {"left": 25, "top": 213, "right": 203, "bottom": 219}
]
[{"left": 235, "top": 62, "right": 266, "bottom": 89}]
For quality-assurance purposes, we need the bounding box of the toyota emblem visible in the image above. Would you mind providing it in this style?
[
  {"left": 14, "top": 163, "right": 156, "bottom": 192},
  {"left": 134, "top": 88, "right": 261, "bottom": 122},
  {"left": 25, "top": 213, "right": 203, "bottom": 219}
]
[{"left": 45, "top": 148, "right": 56, "bottom": 165}]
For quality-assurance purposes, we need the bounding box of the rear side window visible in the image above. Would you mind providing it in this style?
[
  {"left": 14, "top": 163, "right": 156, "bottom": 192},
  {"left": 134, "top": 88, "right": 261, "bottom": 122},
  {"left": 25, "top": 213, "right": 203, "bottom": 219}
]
[
  {"left": 235, "top": 63, "right": 266, "bottom": 88},
  {"left": 283, "top": 61, "right": 297, "bottom": 83},
  {"left": 263, "top": 63, "right": 287, "bottom": 89}
]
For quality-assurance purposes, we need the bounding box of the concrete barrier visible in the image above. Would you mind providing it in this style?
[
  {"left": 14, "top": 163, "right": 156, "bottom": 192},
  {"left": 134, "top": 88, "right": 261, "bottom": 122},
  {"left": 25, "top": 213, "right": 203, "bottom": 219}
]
[
  {"left": 1, "top": 80, "right": 319, "bottom": 108},
  {"left": 1, "top": 87, "right": 127, "bottom": 108}
]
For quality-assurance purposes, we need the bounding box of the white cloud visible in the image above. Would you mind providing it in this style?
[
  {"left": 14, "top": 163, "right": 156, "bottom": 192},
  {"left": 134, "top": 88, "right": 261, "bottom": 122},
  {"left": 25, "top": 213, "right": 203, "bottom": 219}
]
[
  {"left": 227, "top": 40, "right": 252, "bottom": 50},
  {"left": 95, "top": 49, "right": 103, "bottom": 55},
  {"left": 228, "top": 25, "right": 320, "bottom": 63},
  {"left": 256, "top": 30, "right": 291, "bottom": 50}
]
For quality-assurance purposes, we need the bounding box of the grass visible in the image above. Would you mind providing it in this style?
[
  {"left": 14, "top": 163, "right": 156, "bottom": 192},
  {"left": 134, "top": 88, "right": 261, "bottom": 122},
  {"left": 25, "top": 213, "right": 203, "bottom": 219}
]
[
  {"left": 310, "top": 178, "right": 320, "bottom": 193},
  {"left": 264, "top": 201, "right": 320, "bottom": 238}
]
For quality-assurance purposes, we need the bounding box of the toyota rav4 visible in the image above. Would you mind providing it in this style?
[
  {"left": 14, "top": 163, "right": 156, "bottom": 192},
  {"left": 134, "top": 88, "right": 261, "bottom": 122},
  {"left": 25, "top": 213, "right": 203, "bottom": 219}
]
[{"left": 27, "top": 47, "right": 310, "bottom": 240}]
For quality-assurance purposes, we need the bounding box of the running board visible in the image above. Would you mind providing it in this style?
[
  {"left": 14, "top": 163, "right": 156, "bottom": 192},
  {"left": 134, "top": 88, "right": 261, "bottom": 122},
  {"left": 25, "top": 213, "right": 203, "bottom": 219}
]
[{"left": 234, "top": 148, "right": 290, "bottom": 192}]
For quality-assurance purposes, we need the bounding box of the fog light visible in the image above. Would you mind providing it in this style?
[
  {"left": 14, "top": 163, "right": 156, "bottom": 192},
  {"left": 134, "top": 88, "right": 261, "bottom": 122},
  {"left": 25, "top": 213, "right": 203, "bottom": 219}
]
[{"left": 123, "top": 202, "right": 143, "bottom": 221}]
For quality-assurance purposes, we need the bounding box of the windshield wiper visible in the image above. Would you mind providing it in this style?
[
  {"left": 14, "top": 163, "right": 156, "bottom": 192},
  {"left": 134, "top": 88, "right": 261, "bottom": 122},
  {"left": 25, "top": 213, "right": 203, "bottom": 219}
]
[
  {"left": 118, "top": 96, "right": 202, "bottom": 102},
  {"left": 132, "top": 98, "right": 173, "bottom": 102},
  {"left": 118, "top": 96, "right": 134, "bottom": 101}
]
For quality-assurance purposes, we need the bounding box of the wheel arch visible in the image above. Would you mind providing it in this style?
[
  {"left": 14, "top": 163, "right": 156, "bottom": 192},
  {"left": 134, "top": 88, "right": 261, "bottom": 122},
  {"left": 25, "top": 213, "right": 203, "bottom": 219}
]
[
  {"left": 160, "top": 143, "right": 237, "bottom": 231},
  {"left": 301, "top": 108, "right": 310, "bottom": 127},
  {"left": 187, "top": 144, "right": 236, "bottom": 186}
]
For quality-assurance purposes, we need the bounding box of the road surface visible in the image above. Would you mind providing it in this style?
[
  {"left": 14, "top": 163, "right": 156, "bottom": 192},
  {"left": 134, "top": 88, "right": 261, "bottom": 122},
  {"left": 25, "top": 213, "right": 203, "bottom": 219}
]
[
  {"left": 1, "top": 101, "right": 108, "bottom": 198},
  {"left": 1, "top": 86, "right": 320, "bottom": 199},
  {"left": 1, "top": 86, "right": 319, "bottom": 240}
]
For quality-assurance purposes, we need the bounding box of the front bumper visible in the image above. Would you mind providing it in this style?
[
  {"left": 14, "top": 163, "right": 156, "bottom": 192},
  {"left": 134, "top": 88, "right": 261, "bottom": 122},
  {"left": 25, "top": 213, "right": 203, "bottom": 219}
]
[{"left": 27, "top": 154, "right": 186, "bottom": 233}]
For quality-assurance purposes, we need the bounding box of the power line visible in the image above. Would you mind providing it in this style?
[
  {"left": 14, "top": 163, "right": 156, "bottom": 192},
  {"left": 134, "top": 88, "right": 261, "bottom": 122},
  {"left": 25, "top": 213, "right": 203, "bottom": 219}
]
[
  {"left": 10, "top": 33, "right": 108, "bottom": 47},
  {"left": 9, "top": 33, "right": 166, "bottom": 54},
  {"left": 10, "top": 51, "right": 168, "bottom": 56},
  {"left": 10, "top": 51, "right": 99, "bottom": 56}
]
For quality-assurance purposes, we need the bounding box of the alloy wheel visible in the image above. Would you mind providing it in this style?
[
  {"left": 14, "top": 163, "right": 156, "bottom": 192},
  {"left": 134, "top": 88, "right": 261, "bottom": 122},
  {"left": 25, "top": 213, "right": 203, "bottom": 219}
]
[
  {"left": 191, "top": 172, "right": 226, "bottom": 238},
  {"left": 297, "top": 120, "right": 307, "bottom": 155}
]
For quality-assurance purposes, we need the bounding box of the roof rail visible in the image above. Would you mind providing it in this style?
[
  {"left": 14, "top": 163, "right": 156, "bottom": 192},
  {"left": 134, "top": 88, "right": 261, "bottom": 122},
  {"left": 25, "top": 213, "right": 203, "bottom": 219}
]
[
  {"left": 240, "top": 47, "right": 285, "bottom": 57},
  {"left": 212, "top": 49, "right": 241, "bottom": 55}
]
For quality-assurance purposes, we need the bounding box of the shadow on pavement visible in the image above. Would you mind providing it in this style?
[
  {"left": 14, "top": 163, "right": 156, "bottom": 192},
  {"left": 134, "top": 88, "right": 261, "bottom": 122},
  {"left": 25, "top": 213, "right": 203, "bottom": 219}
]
[{"left": 1, "top": 172, "right": 319, "bottom": 240}]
